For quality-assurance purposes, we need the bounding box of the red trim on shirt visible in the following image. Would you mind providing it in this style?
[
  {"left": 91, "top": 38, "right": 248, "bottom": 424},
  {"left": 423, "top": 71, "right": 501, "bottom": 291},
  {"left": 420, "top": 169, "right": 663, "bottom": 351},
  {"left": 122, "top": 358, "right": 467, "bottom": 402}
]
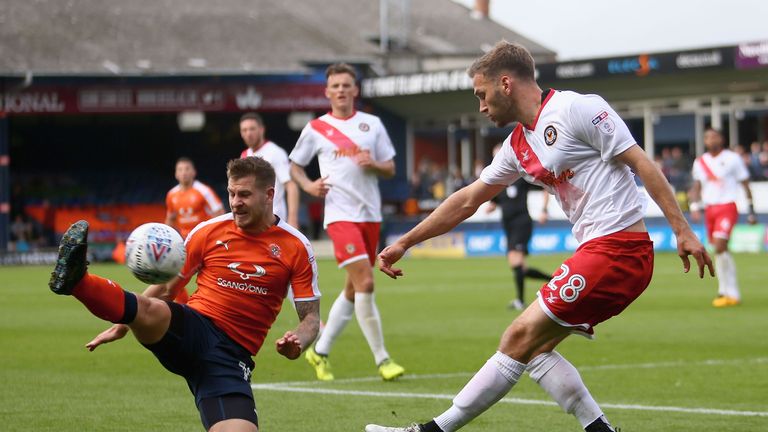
[
  {"left": 524, "top": 89, "right": 556, "bottom": 130},
  {"left": 697, "top": 157, "right": 719, "bottom": 182},
  {"left": 310, "top": 119, "right": 360, "bottom": 151},
  {"left": 510, "top": 124, "right": 550, "bottom": 181},
  {"left": 327, "top": 110, "right": 357, "bottom": 120}
]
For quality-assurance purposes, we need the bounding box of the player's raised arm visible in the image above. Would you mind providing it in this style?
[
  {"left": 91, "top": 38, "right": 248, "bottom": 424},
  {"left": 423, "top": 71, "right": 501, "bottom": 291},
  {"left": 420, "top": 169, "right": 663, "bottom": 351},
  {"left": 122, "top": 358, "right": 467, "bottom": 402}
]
[
  {"left": 379, "top": 179, "right": 504, "bottom": 278},
  {"left": 615, "top": 144, "right": 714, "bottom": 278}
]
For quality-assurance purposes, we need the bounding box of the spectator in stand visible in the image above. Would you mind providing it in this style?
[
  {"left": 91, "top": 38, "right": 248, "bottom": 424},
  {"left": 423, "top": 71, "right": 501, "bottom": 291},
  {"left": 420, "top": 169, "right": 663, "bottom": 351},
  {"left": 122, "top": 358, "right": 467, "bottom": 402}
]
[
  {"left": 668, "top": 146, "right": 692, "bottom": 191},
  {"left": 10, "top": 214, "right": 33, "bottom": 252}
]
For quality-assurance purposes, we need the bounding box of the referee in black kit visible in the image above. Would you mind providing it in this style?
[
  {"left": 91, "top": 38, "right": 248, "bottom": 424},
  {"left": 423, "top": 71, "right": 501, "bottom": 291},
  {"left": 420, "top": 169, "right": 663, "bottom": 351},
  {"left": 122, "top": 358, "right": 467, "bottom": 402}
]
[{"left": 485, "top": 143, "right": 552, "bottom": 310}]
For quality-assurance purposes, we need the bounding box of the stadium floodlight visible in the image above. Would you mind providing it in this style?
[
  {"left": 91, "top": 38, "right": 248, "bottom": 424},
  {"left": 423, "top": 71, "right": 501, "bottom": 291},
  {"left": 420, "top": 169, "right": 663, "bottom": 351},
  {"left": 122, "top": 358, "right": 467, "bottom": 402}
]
[{"left": 177, "top": 111, "right": 205, "bottom": 132}]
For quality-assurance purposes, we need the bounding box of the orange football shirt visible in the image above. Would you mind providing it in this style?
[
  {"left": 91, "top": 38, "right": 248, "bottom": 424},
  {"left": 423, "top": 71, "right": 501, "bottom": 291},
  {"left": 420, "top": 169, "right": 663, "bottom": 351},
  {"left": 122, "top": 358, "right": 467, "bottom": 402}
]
[
  {"left": 176, "top": 213, "right": 320, "bottom": 355},
  {"left": 166, "top": 180, "right": 224, "bottom": 238}
]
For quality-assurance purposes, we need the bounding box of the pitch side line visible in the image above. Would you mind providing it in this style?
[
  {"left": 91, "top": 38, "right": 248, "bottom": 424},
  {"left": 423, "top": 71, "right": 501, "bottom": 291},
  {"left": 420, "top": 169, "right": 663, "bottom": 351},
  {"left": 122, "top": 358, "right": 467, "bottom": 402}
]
[
  {"left": 254, "top": 356, "right": 768, "bottom": 388},
  {"left": 250, "top": 385, "right": 768, "bottom": 418}
]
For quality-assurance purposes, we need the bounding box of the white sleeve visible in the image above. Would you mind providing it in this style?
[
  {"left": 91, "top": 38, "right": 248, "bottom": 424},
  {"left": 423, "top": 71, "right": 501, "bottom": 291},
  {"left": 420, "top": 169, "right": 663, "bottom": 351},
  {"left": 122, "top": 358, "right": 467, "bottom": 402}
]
[
  {"left": 569, "top": 94, "right": 636, "bottom": 161},
  {"left": 479, "top": 139, "right": 521, "bottom": 186},
  {"left": 691, "top": 158, "right": 704, "bottom": 182},
  {"left": 372, "top": 118, "right": 396, "bottom": 162},
  {"left": 732, "top": 153, "right": 750, "bottom": 182},
  {"left": 289, "top": 124, "right": 318, "bottom": 167},
  {"left": 272, "top": 147, "right": 292, "bottom": 184}
]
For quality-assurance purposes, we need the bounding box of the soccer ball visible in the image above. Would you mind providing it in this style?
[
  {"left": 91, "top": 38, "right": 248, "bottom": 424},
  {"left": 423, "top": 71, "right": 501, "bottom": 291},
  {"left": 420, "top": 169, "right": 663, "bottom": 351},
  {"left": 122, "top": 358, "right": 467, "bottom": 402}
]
[{"left": 125, "top": 223, "right": 186, "bottom": 284}]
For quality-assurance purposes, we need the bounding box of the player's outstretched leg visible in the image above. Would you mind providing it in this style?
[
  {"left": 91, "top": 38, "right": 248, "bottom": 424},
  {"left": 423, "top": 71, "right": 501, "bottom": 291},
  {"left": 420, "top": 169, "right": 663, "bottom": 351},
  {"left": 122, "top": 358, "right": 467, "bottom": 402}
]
[{"left": 49, "top": 220, "right": 138, "bottom": 324}]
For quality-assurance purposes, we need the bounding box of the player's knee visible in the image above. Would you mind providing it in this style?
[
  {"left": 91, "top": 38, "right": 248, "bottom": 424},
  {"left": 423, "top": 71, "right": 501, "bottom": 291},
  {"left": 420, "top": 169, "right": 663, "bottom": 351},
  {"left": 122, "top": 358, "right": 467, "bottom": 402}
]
[
  {"left": 353, "top": 276, "right": 374, "bottom": 293},
  {"left": 499, "top": 321, "right": 537, "bottom": 361}
]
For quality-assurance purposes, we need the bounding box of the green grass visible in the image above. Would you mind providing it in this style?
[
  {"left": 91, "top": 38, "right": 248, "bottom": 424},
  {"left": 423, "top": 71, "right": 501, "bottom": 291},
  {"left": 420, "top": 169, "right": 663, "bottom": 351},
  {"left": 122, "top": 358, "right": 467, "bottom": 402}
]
[{"left": 1, "top": 253, "right": 767, "bottom": 431}]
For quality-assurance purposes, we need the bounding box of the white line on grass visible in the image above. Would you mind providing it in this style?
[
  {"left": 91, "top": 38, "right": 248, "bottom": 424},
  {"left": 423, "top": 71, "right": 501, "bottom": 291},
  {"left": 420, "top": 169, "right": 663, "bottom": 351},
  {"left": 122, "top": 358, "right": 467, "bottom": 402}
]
[
  {"left": 251, "top": 357, "right": 768, "bottom": 418},
  {"left": 251, "top": 385, "right": 768, "bottom": 418},
  {"left": 256, "top": 356, "right": 768, "bottom": 387}
]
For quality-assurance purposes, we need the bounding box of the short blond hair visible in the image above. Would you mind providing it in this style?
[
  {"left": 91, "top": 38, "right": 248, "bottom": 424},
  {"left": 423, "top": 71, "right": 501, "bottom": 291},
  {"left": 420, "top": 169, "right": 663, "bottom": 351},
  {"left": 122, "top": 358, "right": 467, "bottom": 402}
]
[{"left": 467, "top": 40, "right": 535, "bottom": 82}]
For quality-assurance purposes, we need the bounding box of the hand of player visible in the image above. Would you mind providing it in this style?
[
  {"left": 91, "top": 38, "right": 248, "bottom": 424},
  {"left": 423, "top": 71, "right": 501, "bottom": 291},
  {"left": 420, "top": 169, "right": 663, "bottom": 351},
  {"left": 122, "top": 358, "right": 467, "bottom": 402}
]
[
  {"left": 676, "top": 228, "right": 715, "bottom": 278},
  {"left": 690, "top": 209, "right": 701, "bottom": 223},
  {"left": 354, "top": 150, "right": 374, "bottom": 168},
  {"left": 307, "top": 176, "right": 331, "bottom": 198},
  {"left": 747, "top": 213, "right": 758, "bottom": 225},
  {"left": 275, "top": 331, "right": 303, "bottom": 360},
  {"left": 378, "top": 243, "right": 406, "bottom": 279},
  {"left": 85, "top": 324, "right": 129, "bottom": 351}
]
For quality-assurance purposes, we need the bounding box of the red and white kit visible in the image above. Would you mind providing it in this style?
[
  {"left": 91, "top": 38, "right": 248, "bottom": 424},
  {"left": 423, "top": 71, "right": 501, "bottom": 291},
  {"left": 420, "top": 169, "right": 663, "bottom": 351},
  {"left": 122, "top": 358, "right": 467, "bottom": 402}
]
[
  {"left": 290, "top": 111, "right": 396, "bottom": 266},
  {"left": 241, "top": 141, "right": 292, "bottom": 221},
  {"left": 691, "top": 150, "right": 749, "bottom": 241},
  {"left": 480, "top": 89, "right": 653, "bottom": 335}
]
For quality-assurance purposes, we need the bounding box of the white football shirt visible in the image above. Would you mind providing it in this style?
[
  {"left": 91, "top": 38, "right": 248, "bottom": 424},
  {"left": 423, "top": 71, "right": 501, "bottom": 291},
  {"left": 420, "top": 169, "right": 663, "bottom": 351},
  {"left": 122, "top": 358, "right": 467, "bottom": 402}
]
[
  {"left": 241, "top": 141, "right": 291, "bottom": 221},
  {"left": 691, "top": 150, "right": 749, "bottom": 206},
  {"left": 290, "top": 111, "right": 396, "bottom": 227},
  {"left": 480, "top": 90, "right": 646, "bottom": 244}
]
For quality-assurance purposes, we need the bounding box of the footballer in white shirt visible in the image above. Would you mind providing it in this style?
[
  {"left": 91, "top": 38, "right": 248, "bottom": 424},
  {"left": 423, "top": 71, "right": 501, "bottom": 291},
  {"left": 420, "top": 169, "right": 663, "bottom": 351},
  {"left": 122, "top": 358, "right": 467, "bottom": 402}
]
[
  {"left": 239, "top": 112, "right": 300, "bottom": 228},
  {"left": 368, "top": 41, "right": 713, "bottom": 432},
  {"left": 289, "top": 63, "right": 405, "bottom": 383},
  {"left": 688, "top": 127, "right": 757, "bottom": 307}
]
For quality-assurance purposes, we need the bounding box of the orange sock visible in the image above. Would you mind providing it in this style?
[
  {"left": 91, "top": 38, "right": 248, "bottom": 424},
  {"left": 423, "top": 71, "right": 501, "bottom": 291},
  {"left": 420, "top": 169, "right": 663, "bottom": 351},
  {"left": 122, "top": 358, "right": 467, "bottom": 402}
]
[{"left": 72, "top": 274, "right": 138, "bottom": 324}]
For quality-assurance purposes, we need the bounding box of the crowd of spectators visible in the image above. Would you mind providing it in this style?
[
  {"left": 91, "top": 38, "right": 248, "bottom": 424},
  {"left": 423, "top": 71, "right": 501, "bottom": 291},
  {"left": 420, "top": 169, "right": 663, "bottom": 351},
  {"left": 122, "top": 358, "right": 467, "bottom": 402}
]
[{"left": 735, "top": 141, "right": 768, "bottom": 180}]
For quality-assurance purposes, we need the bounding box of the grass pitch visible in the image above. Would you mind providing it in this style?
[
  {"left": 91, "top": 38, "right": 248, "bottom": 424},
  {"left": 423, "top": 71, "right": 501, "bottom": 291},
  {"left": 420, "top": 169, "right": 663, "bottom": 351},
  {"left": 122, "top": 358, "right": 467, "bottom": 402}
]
[{"left": 1, "top": 253, "right": 767, "bottom": 431}]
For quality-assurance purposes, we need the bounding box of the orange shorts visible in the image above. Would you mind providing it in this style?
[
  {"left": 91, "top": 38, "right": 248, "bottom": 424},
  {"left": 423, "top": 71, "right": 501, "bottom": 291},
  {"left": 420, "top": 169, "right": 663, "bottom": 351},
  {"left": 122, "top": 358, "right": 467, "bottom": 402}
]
[
  {"left": 537, "top": 231, "right": 654, "bottom": 338},
  {"left": 326, "top": 222, "right": 381, "bottom": 267}
]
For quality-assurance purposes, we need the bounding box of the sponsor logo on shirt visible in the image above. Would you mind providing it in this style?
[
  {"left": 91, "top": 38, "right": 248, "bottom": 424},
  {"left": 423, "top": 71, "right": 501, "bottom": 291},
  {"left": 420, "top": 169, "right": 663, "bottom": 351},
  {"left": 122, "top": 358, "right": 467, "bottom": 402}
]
[
  {"left": 216, "top": 278, "right": 269, "bottom": 295},
  {"left": 228, "top": 262, "right": 267, "bottom": 280},
  {"left": 544, "top": 125, "right": 558, "bottom": 146},
  {"left": 540, "top": 169, "right": 575, "bottom": 188},
  {"left": 333, "top": 147, "right": 363, "bottom": 159}
]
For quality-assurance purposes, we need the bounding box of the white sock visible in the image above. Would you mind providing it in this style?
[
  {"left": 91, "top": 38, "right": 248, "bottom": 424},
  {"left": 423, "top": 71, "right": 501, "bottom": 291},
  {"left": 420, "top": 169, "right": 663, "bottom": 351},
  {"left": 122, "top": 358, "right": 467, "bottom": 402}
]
[
  {"left": 354, "top": 292, "right": 390, "bottom": 365},
  {"left": 314, "top": 291, "right": 354, "bottom": 355},
  {"left": 434, "top": 352, "right": 525, "bottom": 432},
  {"left": 527, "top": 351, "right": 603, "bottom": 428},
  {"left": 714, "top": 253, "right": 728, "bottom": 297},
  {"left": 720, "top": 252, "right": 741, "bottom": 300}
]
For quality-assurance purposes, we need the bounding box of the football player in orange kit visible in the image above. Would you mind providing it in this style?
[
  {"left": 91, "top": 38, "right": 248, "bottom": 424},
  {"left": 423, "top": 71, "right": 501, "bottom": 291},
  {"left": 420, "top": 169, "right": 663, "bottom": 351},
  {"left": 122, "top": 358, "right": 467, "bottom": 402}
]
[
  {"left": 165, "top": 157, "right": 224, "bottom": 303},
  {"left": 49, "top": 157, "right": 320, "bottom": 432}
]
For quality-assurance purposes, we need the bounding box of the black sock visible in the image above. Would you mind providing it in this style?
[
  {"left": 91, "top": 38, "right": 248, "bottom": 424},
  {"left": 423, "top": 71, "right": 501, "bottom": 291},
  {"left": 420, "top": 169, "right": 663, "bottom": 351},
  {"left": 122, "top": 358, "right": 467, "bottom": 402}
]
[
  {"left": 420, "top": 420, "right": 444, "bottom": 432},
  {"left": 525, "top": 267, "right": 551, "bottom": 280},
  {"left": 512, "top": 265, "right": 524, "bottom": 301}
]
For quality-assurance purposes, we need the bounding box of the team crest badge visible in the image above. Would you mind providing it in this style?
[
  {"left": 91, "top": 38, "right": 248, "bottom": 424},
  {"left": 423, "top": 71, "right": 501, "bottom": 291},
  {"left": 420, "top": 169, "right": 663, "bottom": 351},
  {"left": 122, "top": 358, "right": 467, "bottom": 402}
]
[
  {"left": 269, "top": 243, "right": 282, "bottom": 258},
  {"left": 345, "top": 243, "right": 356, "bottom": 254},
  {"left": 358, "top": 122, "right": 370, "bottom": 132},
  {"left": 544, "top": 125, "right": 558, "bottom": 146}
]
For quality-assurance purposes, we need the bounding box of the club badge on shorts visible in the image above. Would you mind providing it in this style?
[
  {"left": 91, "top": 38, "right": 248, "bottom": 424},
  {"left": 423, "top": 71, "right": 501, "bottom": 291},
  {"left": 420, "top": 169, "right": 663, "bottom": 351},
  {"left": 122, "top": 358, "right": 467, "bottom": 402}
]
[
  {"left": 346, "top": 243, "right": 356, "bottom": 254},
  {"left": 544, "top": 125, "right": 558, "bottom": 146}
]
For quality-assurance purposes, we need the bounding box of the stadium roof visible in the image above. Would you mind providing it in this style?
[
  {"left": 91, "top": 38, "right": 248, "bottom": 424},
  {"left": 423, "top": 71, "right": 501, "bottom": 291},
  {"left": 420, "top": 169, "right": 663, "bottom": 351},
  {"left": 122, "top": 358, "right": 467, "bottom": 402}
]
[{"left": 0, "top": 0, "right": 556, "bottom": 76}]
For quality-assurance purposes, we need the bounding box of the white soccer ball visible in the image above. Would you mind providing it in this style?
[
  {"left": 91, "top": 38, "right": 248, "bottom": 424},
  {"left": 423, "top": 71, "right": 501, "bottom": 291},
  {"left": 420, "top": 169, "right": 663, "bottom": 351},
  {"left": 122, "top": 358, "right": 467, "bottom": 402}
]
[{"left": 125, "top": 223, "right": 186, "bottom": 284}]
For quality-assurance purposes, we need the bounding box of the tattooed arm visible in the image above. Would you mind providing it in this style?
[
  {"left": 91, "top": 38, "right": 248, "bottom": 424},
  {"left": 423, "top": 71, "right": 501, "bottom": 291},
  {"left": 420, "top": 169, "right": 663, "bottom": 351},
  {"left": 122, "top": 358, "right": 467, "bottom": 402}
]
[{"left": 275, "top": 299, "right": 320, "bottom": 360}]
